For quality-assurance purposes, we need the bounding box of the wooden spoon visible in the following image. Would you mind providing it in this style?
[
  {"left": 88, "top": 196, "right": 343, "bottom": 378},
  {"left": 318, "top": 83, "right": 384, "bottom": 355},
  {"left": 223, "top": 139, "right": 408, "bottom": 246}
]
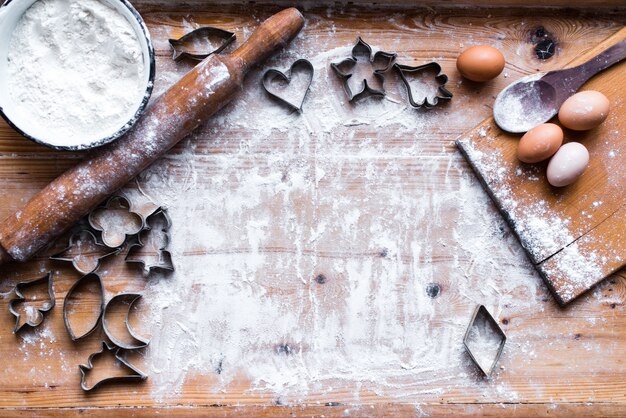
[{"left": 493, "top": 39, "right": 626, "bottom": 133}]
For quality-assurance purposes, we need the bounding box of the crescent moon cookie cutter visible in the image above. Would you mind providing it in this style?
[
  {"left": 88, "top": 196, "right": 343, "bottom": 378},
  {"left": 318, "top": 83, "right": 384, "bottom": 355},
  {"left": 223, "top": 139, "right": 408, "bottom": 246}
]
[
  {"left": 169, "top": 26, "right": 236, "bottom": 62},
  {"left": 79, "top": 341, "right": 147, "bottom": 392},
  {"left": 394, "top": 62, "right": 453, "bottom": 108},
  {"left": 331, "top": 37, "right": 397, "bottom": 101},
  {"left": 102, "top": 293, "right": 150, "bottom": 350},
  {"left": 9, "top": 272, "right": 55, "bottom": 333},
  {"left": 262, "top": 58, "right": 314, "bottom": 112},
  {"left": 463, "top": 305, "right": 507, "bottom": 377}
]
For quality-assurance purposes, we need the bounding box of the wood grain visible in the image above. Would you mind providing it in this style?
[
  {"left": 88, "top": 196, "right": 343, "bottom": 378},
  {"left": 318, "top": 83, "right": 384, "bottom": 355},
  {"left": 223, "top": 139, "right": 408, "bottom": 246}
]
[
  {"left": 457, "top": 27, "right": 626, "bottom": 305},
  {"left": 1, "top": 2, "right": 626, "bottom": 416}
]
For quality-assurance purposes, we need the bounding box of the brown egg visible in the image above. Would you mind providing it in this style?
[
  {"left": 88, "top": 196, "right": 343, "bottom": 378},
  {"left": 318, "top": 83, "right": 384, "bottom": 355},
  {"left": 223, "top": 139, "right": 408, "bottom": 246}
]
[
  {"left": 456, "top": 45, "right": 505, "bottom": 82},
  {"left": 517, "top": 123, "right": 563, "bottom": 164},
  {"left": 558, "top": 90, "right": 610, "bottom": 131}
]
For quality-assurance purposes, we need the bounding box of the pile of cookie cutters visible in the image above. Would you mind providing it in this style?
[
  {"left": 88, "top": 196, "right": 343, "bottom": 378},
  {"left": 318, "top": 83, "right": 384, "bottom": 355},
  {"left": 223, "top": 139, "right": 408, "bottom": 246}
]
[{"left": 7, "top": 193, "right": 174, "bottom": 391}]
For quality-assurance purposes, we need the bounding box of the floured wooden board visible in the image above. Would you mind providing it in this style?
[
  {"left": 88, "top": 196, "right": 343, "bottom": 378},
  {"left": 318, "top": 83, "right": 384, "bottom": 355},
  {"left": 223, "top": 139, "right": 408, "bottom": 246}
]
[{"left": 457, "top": 28, "right": 626, "bottom": 306}]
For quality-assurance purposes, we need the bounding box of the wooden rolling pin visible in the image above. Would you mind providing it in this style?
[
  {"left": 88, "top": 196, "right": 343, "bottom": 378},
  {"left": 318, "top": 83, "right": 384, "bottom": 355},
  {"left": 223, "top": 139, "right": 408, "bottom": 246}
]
[{"left": 0, "top": 8, "right": 304, "bottom": 266}]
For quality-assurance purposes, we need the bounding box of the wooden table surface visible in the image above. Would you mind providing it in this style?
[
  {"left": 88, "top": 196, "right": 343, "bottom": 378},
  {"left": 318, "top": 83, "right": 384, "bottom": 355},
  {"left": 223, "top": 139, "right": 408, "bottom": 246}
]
[{"left": 1, "top": 1, "right": 626, "bottom": 416}]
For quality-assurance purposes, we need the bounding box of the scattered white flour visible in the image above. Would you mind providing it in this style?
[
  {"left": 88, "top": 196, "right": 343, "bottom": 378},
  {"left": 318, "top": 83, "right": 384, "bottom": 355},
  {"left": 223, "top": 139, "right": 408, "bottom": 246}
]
[{"left": 6, "top": 0, "right": 146, "bottom": 147}]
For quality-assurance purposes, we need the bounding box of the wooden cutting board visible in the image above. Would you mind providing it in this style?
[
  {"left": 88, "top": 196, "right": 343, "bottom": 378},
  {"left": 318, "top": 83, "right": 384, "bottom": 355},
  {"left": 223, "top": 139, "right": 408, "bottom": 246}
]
[{"left": 456, "top": 27, "right": 626, "bottom": 306}]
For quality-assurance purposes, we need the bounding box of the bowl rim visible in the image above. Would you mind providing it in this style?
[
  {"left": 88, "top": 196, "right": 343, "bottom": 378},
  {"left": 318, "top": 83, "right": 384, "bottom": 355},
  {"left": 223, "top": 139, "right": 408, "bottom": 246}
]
[{"left": 0, "top": 0, "right": 156, "bottom": 151}]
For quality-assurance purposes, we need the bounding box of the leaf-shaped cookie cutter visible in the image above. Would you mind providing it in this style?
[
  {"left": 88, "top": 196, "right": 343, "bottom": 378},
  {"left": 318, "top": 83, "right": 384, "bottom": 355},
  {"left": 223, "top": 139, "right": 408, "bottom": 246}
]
[
  {"left": 169, "top": 26, "right": 236, "bottom": 62},
  {"left": 463, "top": 305, "right": 507, "bottom": 377},
  {"left": 394, "top": 62, "right": 453, "bottom": 108},
  {"left": 89, "top": 195, "right": 144, "bottom": 249},
  {"left": 50, "top": 230, "right": 121, "bottom": 275},
  {"left": 79, "top": 341, "right": 147, "bottom": 392},
  {"left": 63, "top": 273, "right": 105, "bottom": 341},
  {"left": 9, "top": 273, "right": 55, "bottom": 333},
  {"left": 126, "top": 208, "right": 174, "bottom": 274},
  {"left": 103, "top": 293, "right": 150, "bottom": 350},
  {"left": 331, "top": 37, "right": 397, "bottom": 101},
  {"left": 262, "top": 59, "right": 314, "bottom": 111}
]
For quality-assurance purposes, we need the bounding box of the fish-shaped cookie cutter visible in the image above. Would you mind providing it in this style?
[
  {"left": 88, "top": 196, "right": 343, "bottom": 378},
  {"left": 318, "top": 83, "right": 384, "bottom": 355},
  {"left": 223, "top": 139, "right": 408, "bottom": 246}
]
[{"left": 169, "top": 26, "right": 236, "bottom": 62}]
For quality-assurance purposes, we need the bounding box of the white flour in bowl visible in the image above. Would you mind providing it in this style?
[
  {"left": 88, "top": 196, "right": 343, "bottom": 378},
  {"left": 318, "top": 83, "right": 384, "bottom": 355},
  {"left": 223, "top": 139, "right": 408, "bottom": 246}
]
[{"left": 6, "top": 0, "right": 146, "bottom": 148}]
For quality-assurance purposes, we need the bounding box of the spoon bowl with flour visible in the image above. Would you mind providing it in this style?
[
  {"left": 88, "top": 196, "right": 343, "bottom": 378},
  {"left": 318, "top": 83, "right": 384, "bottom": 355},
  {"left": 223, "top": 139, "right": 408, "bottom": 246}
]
[{"left": 0, "top": 0, "right": 155, "bottom": 150}]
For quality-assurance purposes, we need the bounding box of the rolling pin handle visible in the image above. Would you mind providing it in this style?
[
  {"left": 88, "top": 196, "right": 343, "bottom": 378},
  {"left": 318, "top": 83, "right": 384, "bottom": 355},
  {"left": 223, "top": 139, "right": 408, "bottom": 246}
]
[{"left": 230, "top": 7, "right": 305, "bottom": 73}]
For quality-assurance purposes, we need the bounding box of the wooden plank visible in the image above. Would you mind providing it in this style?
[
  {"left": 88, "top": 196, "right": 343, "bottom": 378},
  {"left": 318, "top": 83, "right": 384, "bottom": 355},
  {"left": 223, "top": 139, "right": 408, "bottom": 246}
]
[
  {"left": 0, "top": 2, "right": 625, "bottom": 416},
  {"left": 456, "top": 27, "right": 626, "bottom": 305}
]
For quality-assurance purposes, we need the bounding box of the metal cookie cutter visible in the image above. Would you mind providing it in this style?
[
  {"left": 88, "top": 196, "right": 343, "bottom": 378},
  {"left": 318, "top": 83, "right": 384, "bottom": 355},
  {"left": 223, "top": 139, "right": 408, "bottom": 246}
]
[
  {"left": 89, "top": 195, "right": 144, "bottom": 249},
  {"left": 262, "top": 59, "right": 314, "bottom": 112},
  {"left": 169, "top": 27, "right": 236, "bottom": 62},
  {"left": 331, "top": 37, "right": 397, "bottom": 101},
  {"left": 463, "top": 305, "right": 506, "bottom": 377},
  {"left": 50, "top": 230, "right": 120, "bottom": 275},
  {"left": 63, "top": 273, "right": 105, "bottom": 341},
  {"left": 103, "top": 293, "right": 150, "bottom": 350},
  {"left": 79, "top": 341, "right": 147, "bottom": 392},
  {"left": 9, "top": 273, "right": 55, "bottom": 333},
  {"left": 126, "top": 208, "right": 174, "bottom": 274},
  {"left": 394, "top": 62, "right": 453, "bottom": 108}
]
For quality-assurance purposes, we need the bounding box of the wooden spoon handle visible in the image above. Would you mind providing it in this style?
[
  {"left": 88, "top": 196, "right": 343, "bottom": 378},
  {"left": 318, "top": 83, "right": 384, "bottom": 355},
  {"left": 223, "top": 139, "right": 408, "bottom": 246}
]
[
  {"left": 0, "top": 8, "right": 304, "bottom": 266},
  {"left": 545, "top": 38, "right": 626, "bottom": 99}
]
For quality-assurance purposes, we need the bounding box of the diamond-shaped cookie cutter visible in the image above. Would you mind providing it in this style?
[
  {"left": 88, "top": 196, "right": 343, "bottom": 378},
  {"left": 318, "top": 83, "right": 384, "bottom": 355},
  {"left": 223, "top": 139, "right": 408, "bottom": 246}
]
[
  {"left": 9, "top": 272, "right": 55, "bottom": 333},
  {"left": 331, "top": 37, "right": 397, "bottom": 101},
  {"left": 79, "top": 341, "right": 147, "bottom": 392},
  {"left": 169, "top": 26, "right": 236, "bottom": 62},
  {"left": 463, "top": 305, "right": 506, "bottom": 377},
  {"left": 394, "top": 62, "right": 453, "bottom": 108}
]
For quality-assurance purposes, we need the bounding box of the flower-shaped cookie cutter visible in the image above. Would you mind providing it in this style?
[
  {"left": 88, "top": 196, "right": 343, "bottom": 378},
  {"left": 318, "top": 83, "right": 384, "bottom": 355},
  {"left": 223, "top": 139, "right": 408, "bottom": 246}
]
[
  {"left": 79, "top": 341, "right": 147, "bottom": 392},
  {"left": 9, "top": 272, "right": 55, "bottom": 333},
  {"left": 169, "top": 26, "right": 236, "bottom": 62},
  {"left": 331, "top": 37, "right": 396, "bottom": 101},
  {"left": 394, "top": 62, "right": 453, "bottom": 108},
  {"left": 89, "top": 195, "right": 144, "bottom": 249}
]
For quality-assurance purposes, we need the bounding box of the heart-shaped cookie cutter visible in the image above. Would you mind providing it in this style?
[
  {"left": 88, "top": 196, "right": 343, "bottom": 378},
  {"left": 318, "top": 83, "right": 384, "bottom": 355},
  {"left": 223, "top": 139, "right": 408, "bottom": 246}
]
[{"left": 262, "top": 59, "right": 314, "bottom": 111}]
